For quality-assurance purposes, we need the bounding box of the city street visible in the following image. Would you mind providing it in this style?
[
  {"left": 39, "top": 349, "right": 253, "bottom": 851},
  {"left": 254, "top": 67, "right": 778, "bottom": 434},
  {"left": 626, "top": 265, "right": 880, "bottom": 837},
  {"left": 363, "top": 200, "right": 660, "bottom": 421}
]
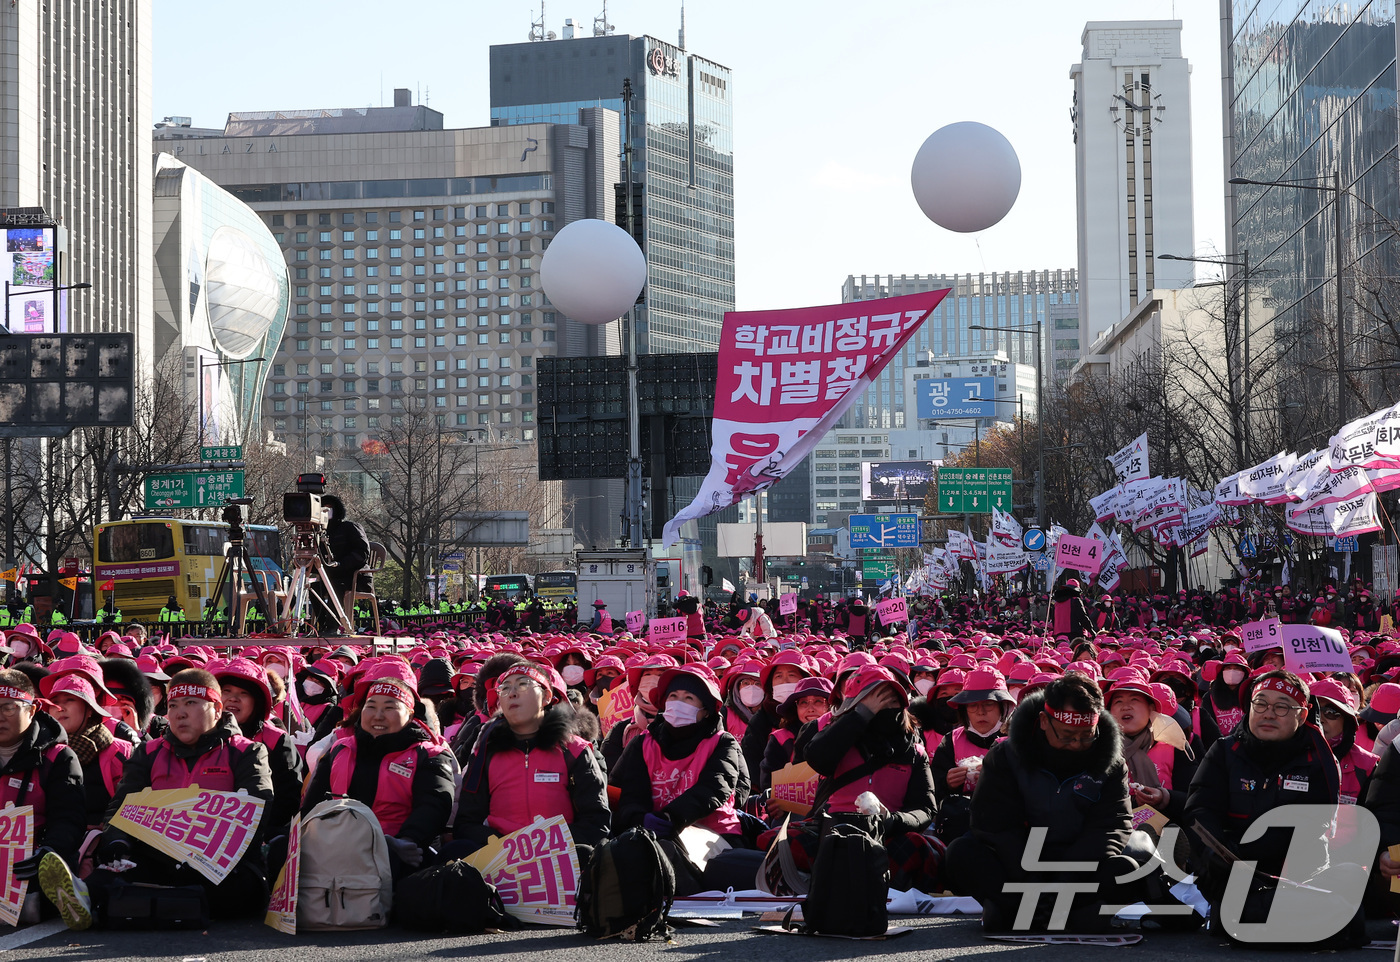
[{"left": 1, "top": 914, "right": 1393, "bottom": 962}]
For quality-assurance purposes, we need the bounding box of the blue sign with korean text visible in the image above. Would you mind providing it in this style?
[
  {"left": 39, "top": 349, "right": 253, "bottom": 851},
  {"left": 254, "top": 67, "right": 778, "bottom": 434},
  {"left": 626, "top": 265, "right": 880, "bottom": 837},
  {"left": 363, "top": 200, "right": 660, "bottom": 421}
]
[
  {"left": 849, "top": 514, "right": 921, "bottom": 548},
  {"left": 916, "top": 377, "right": 996, "bottom": 419}
]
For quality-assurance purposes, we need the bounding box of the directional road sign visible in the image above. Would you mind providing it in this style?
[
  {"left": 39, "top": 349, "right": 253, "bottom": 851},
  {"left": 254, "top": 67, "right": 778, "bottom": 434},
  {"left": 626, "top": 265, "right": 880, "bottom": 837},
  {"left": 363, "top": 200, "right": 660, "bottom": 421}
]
[
  {"left": 201, "top": 445, "right": 243, "bottom": 462},
  {"left": 937, "top": 468, "right": 1013, "bottom": 514},
  {"left": 143, "top": 470, "right": 246, "bottom": 510},
  {"left": 849, "top": 514, "right": 920, "bottom": 548},
  {"left": 1022, "top": 527, "right": 1045, "bottom": 552}
]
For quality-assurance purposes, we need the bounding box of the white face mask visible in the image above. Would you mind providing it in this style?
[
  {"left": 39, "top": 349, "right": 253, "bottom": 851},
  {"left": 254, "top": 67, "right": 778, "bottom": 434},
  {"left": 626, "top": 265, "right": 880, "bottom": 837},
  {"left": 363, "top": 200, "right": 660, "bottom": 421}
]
[
  {"left": 561, "top": 665, "right": 586, "bottom": 686},
  {"left": 737, "top": 685, "right": 764, "bottom": 708},
  {"left": 914, "top": 678, "right": 936, "bottom": 697},
  {"left": 771, "top": 682, "right": 799, "bottom": 704},
  {"left": 301, "top": 679, "right": 326, "bottom": 697},
  {"left": 663, "top": 701, "right": 701, "bottom": 727},
  {"left": 9, "top": 640, "right": 29, "bottom": 658},
  {"left": 1221, "top": 668, "right": 1246, "bottom": 686}
]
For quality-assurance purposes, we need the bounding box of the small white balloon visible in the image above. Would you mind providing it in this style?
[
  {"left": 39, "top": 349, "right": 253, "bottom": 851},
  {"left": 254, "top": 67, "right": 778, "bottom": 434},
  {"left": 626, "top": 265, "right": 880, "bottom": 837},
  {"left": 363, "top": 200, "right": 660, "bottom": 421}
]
[
  {"left": 539, "top": 219, "right": 648, "bottom": 325},
  {"left": 910, "top": 122, "right": 1022, "bottom": 233}
]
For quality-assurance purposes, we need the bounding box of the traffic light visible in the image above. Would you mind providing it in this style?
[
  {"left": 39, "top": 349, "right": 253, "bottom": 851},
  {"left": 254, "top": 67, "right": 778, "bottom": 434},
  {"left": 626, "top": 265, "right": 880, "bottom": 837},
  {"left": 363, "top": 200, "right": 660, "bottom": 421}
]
[{"left": 701, "top": 565, "right": 713, "bottom": 587}]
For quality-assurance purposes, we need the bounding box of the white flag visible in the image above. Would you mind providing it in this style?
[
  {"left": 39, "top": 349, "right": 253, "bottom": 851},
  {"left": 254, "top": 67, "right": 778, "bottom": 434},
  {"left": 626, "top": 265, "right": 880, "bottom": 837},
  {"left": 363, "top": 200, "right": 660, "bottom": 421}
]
[
  {"left": 1328, "top": 492, "right": 1383, "bottom": 537},
  {"left": 1106, "top": 433, "right": 1150, "bottom": 485}
]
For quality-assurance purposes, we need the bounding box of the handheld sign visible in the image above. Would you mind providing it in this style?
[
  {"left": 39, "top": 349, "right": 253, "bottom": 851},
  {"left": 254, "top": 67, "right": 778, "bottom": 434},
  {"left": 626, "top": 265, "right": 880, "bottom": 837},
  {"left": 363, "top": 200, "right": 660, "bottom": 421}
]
[
  {"left": 0, "top": 806, "right": 32, "bottom": 926},
  {"left": 1280, "top": 624, "right": 1352, "bottom": 674},
  {"left": 110, "top": 786, "right": 264, "bottom": 884},
  {"left": 876, "top": 596, "right": 909, "bottom": 625},
  {"left": 770, "top": 762, "right": 821, "bottom": 816},
  {"left": 624, "top": 610, "right": 644, "bottom": 634},
  {"left": 265, "top": 813, "right": 300, "bottom": 933},
  {"left": 778, "top": 594, "right": 798, "bottom": 616},
  {"left": 647, "top": 616, "right": 687, "bottom": 644},
  {"left": 596, "top": 683, "right": 634, "bottom": 735},
  {"left": 465, "top": 815, "right": 579, "bottom": 926},
  {"left": 1240, "top": 618, "right": 1283, "bottom": 654},
  {"left": 1053, "top": 534, "right": 1103, "bottom": 575}
]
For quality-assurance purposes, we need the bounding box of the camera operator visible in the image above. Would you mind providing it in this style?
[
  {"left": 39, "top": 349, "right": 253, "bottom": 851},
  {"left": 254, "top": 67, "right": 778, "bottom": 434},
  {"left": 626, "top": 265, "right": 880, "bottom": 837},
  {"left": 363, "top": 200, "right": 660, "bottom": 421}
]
[{"left": 314, "top": 495, "right": 369, "bottom": 636}]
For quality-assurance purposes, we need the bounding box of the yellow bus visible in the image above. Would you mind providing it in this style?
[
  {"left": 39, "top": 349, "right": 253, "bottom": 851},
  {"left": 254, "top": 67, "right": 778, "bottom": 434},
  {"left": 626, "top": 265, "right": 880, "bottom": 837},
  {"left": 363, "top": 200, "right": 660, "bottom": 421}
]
[{"left": 93, "top": 518, "right": 283, "bottom": 622}]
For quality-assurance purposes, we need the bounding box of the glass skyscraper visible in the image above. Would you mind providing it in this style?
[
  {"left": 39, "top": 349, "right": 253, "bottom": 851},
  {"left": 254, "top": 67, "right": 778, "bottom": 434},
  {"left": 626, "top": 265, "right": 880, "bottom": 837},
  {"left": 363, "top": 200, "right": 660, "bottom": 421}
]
[
  {"left": 490, "top": 33, "right": 734, "bottom": 354},
  {"left": 1224, "top": 1, "right": 1398, "bottom": 413}
]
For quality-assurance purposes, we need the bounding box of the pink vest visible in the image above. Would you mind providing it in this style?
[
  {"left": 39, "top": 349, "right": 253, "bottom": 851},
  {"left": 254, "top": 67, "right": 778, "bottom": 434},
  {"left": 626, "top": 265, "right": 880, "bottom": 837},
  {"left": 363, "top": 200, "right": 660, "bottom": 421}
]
[
  {"left": 828, "top": 744, "right": 913, "bottom": 814},
  {"left": 948, "top": 727, "right": 998, "bottom": 794},
  {"left": 147, "top": 736, "right": 248, "bottom": 791},
  {"left": 1355, "top": 727, "right": 1377, "bottom": 754},
  {"left": 1339, "top": 743, "right": 1378, "bottom": 805},
  {"left": 685, "top": 611, "right": 705, "bottom": 637},
  {"left": 0, "top": 744, "right": 66, "bottom": 828},
  {"left": 1207, "top": 692, "right": 1243, "bottom": 737},
  {"left": 923, "top": 729, "right": 944, "bottom": 757},
  {"left": 848, "top": 614, "right": 866, "bottom": 636},
  {"left": 484, "top": 737, "right": 588, "bottom": 836},
  {"left": 724, "top": 707, "right": 748, "bottom": 742},
  {"left": 96, "top": 739, "right": 133, "bottom": 799},
  {"left": 596, "top": 611, "right": 612, "bottom": 633},
  {"left": 1146, "top": 741, "right": 1176, "bottom": 790},
  {"left": 328, "top": 736, "right": 446, "bottom": 836},
  {"left": 640, "top": 731, "right": 741, "bottom": 835}
]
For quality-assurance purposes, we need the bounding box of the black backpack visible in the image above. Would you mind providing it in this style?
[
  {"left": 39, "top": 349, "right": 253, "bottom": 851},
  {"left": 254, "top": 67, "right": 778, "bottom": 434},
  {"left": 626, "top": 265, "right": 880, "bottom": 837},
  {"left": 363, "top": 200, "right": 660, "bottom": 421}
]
[
  {"left": 799, "top": 822, "right": 889, "bottom": 937},
  {"left": 394, "top": 860, "right": 513, "bottom": 933},
  {"left": 576, "top": 828, "right": 675, "bottom": 941}
]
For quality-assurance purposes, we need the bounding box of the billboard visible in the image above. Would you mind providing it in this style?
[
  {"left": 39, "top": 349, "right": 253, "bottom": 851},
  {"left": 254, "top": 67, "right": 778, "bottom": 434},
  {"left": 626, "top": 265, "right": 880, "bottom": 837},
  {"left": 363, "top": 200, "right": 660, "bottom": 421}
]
[
  {"left": 915, "top": 376, "right": 995, "bottom": 419},
  {"left": 0, "top": 333, "right": 134, "bottom": 431},
  {"left": 0, "top": 211, "right": 68, "bottom": 334},
  {"left": 862, "top": 460, "right": 936, "bottom": 502}
]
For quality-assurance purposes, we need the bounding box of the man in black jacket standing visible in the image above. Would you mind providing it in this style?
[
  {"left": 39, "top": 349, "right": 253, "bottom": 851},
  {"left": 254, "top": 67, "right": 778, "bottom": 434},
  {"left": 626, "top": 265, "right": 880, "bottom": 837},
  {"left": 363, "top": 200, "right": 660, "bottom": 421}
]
[{"left": 944, "top": 674, "right": 1135, "bottom": 932}]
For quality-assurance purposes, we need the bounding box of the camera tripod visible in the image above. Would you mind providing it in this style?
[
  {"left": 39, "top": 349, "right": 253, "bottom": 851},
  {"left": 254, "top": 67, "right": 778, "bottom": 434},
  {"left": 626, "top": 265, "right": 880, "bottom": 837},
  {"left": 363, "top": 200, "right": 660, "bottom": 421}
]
[
  {"left": 205, "top": 529, "right": 273, "bottom": 637},
  {"left": 278, "top": 527, "right": 353, "bottom": 636}
]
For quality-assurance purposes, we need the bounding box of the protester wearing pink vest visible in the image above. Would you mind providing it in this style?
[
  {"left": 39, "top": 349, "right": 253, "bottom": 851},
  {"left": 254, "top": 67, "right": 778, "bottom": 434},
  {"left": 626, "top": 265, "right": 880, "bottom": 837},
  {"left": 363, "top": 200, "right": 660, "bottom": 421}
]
[
  {"left": 40, "top": 672, "right": 130, "bottom": 829},
  {"left": 1106, "top": 677, "right": 1196, "bottom": 822},
  {"left": 931, "top": 667, "right": 1012, "bottom": 841}
]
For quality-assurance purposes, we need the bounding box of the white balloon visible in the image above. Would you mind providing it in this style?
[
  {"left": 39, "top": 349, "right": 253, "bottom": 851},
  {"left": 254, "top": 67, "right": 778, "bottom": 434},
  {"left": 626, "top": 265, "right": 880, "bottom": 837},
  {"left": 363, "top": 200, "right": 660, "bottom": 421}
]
[
  {"left": 539, "top": 219, "right": 648, "bottom": 325},
  {"left": 910, "top": 122, "right": 1022, "bottom": 233}
]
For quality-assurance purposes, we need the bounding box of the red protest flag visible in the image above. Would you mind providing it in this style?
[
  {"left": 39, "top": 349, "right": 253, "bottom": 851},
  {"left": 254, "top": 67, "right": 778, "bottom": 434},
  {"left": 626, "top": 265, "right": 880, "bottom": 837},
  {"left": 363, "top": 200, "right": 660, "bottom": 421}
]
[{"left": 100, "top": 579, "right": 115, "bottom": 591}]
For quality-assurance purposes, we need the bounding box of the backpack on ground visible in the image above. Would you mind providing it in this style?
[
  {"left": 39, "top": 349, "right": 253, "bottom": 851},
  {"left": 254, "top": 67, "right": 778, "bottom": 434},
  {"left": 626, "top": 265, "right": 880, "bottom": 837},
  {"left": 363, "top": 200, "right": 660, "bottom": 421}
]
[
  {"left": 394, "top": 860, "right": 513, "bottom": 933},
  {"left": 798, "top": 821, "right": 889, "bottom": 937},
  {"left": 298, "top": 798, "right": 394, "bottom": 931},
  {"left": 575, "top": 827, "right": 675, "bottom": 941}
]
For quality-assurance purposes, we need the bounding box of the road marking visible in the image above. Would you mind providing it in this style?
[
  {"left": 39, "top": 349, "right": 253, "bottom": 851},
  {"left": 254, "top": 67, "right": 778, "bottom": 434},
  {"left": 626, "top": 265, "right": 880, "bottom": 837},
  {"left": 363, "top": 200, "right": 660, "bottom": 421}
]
[{"left": 0, "top": 919, "right": 65, "bottom": 951}]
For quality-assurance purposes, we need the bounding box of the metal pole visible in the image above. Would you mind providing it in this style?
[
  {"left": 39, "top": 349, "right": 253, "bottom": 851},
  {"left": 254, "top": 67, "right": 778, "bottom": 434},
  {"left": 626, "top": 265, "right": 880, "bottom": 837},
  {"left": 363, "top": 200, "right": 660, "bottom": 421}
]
[
  {"left": 622, "top": 78, "right": 643, "bottom": 550},
  {"left": 3, "top": 438, "right": 10, "bottom": 604},
  {"left": 1335, "top": 169, "right": 1346, "bottom": 425},
  {"left": 1036, "top": 317, "right": 1045, "bottom": 531},
  {"left": 1241, "top": 249, "right": 1250, "bottom": 463}
]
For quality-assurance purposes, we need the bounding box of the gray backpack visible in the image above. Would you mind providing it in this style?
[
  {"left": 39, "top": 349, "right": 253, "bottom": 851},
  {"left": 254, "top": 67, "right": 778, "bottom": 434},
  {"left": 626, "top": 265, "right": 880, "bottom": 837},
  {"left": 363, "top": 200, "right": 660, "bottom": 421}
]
[{"left": 298, "top": 798, "right": 394, "bottom": 930}]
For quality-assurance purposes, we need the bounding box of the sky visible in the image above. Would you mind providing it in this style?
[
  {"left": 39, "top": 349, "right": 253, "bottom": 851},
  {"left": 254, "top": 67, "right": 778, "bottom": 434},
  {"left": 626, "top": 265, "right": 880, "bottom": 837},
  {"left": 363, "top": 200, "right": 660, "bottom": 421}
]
[{"left": 153, "top": 0, "right": 1229, "bottom": 311}]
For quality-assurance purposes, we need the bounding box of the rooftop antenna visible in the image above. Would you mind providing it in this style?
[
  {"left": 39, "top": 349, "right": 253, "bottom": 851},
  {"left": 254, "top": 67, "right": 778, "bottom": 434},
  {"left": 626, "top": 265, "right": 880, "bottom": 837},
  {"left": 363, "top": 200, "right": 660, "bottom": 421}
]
[
  {"left": 679, "top": 0, "right": 686, "bottom": 49},
  {"left": 593, "top": 0, "right": 613, "bottom": 36},
  {"left": 530, "top": 1, "right": 546, "bottom": 41}
]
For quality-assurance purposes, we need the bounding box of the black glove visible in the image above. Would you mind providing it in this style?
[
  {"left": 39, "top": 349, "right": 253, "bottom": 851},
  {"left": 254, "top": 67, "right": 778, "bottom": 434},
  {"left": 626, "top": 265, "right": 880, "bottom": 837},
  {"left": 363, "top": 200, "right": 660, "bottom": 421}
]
[
  {"left": 385, "top": 835, "right": 423, "bottom": 869},
  {"left": 642, "top": 813, "right": 676, "bottom": 838},
  {"left": 96, "top": 837, "right": 132, "bottom": 866},
  {"left": 12, "top": 846, "right": 54, "bottom": 881}
]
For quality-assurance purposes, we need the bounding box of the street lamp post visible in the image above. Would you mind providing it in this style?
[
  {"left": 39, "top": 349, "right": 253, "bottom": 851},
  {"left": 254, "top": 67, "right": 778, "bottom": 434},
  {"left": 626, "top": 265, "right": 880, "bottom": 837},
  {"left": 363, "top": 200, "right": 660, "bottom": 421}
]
[
  {"left": 1229, "top": 172, "right": 1345, "bottom": 423},
  {"left": 1160, "top": 251, "right": 1250, "bottom": 464},
  {"left": 2, "top": 281, "right": 91, "bottom": 335},
  {"left": 968, "top": 320, "right": 1043, "bottom": 529}
]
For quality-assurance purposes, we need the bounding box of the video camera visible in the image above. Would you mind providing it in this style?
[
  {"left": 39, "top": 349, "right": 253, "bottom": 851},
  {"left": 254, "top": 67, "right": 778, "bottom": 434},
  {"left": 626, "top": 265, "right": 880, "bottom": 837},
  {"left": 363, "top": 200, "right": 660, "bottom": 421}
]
[
  {"left": 221, "top": 497, "right": 254, "bottom": 541},
  {"left": 283, "top": 472, "right": 328, "bottom": 529}
]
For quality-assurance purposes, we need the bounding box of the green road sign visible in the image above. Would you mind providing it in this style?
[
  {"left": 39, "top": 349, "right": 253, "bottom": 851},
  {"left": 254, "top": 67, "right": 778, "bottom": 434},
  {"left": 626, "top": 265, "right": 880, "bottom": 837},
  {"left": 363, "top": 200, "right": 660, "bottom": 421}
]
[
  {"left": 201, "top": 445, "right": 243, "bottom": 461},
  {"left": 143, "top": 470, "right": 246, "bottom": 510},
  {"left": 862, "top": 558, "right": 896, "bottom": 580},
  {"left": 936, "top": 467, "right": 1013, "bottom": 514}
]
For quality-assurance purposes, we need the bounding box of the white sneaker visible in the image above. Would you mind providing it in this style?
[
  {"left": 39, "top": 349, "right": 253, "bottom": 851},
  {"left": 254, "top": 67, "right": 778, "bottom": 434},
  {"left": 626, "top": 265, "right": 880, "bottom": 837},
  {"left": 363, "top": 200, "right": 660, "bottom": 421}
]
[{"left": 37, "top": 852, "right": 92, "bottom": 931}]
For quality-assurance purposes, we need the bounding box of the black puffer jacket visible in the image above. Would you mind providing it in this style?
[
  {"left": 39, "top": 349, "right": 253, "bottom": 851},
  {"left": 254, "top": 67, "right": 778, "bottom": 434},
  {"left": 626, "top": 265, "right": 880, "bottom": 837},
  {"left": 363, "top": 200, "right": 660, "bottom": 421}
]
[
  {"left": 455, "top": 702, "right": 610, "bottom": 847},
  {"left": 1365, "top": 742, "right": 1400, "bottom": 848},
  {"left": 239, "top": 718, "right": 305, "bottom": 837},
  {"left": 738, "top": 707, "right": 776, "bottom": 788},
  {"left": 968, "top": 691, "right": 1132, "bottom": 877},
  {"left": 804, "top": 704, "right": 937, "bottom": 835},
  {"left": 4, "top": 712, "right": 84, "bottom": 867},
  {"left": 611, "top": 710, "right": 749, "bottom": 834}
]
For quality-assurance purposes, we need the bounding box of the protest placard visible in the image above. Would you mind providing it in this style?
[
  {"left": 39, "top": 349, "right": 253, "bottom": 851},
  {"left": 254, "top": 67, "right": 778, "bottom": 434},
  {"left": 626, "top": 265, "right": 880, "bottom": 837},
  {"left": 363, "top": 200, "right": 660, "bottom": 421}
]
[
  {"left": 465, "top": 815, "right": 579, "bottom": 925},
  {"left": 109, "top": 786, "right": 264, "bottom": 884},
  {"left": 876, "top": 596, "right": 908, "bottom": 625},
  {"left": 769, "top": 762, "right": 820, "bottom": 816},
  {"left": 1241, "top": 618, "right": 1283, "bottom": 653},
  {"left": 264, "top": 813, "right": 300, "bottom": 933},
  {"left": 0, "top": 806, "right": 32, "bottom": 926},
  {"left": 1280, "top": 624, "right": 1352, "bottom": 674},
  {"left": 648, "top": 616, "right": 687, "bottom": 643}
]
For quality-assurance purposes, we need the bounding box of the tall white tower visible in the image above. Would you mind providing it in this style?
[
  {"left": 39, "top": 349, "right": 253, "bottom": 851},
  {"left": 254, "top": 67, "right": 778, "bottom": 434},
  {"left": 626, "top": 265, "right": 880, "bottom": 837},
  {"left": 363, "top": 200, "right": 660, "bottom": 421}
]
[
  {"left": 1071, "top": 21, "right": 1194, "bottom": 345},
  {"left": 0, "top": 0, "right": 153, "bottom": 362}
]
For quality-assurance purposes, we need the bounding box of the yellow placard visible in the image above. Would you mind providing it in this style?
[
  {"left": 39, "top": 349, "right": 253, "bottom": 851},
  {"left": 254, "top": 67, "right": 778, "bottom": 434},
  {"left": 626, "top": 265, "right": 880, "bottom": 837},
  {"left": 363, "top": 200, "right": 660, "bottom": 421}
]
[
  {"left": 1382, "top": 615, "right": 1396, "bottom": 638},
  {"left": 464, "top": 815, "right": 579, "bottom": 926},
  {"left": 264, "top": 813, "right": 300, "bottom": 933},
  {"left": 58, "top": 577, "right": 78, "bottom": 591},
  {"left": 0, "top": 569, "right": 16, "bottom": 583},
  {"left": 597, "top": 684, "right": 634, "bottom": 735},
  {"left": 1389, "top": 844, "right": 1400, "bottom": 893},
  {"left": 1130, "top": 803, "right": 1170, "bottom": 836},
  {"left": 770, "top": 762, "right": 821, "bottom": 816},
  {"left": 109, "top": 785, "right": 263, "bottom": 884}
]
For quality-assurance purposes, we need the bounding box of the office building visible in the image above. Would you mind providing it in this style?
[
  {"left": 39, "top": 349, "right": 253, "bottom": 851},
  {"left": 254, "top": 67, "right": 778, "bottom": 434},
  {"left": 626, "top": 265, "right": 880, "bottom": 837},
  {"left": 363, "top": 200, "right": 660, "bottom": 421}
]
[
  {"left": 1071, "top": 21, "right": 1194, "bottom": 345},
  {"left": 490, "top": 29, "right": 735, "bottom": 355},
  {"left": 151, "top": 154, "right": 290, "bottom": 445},
  {"left": 154, "top": 95, "right": 618, "bottom": 462},
  {"left": 1222, "top": 0, "right": 1398, "bottom": 413},
  {"left": 0, "top": 0, "right": 153, "bottom": 359}
]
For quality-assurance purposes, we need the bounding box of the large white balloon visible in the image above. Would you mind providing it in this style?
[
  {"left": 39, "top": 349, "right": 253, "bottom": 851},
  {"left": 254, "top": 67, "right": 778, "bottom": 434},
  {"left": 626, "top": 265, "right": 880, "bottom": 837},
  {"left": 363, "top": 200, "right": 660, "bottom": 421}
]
[
  {"left": 910, "top": 122, "right": 1022, "bottom": 233},
  {"left": 539, "top": 219, "right": 648, "bottom": 325}
]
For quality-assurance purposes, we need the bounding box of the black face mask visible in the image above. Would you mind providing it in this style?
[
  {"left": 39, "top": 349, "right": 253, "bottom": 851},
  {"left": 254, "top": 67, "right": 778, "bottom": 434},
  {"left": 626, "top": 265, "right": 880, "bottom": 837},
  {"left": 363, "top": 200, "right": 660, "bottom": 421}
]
[
  {"left": 930, "top": 696, "right": 959, "bottom": 728},
  {"left": 871, "top": 707, "right": 906, "bottom": 736}
]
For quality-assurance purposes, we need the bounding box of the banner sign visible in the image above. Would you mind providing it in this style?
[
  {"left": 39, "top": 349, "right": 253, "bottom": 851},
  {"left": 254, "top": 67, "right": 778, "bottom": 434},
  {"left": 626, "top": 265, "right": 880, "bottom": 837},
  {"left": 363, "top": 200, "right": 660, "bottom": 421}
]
[
  {"left": 264, "top": 813, "right": 300, "bottom": 934},
  {"left": 1241, "top": 618, "right": 1283, "bottom": 653},
  {"left": 778, "top": 593, "right": 798, "bottom": 616},
  {"left": 1329, "top": 400, "right": 1400, "bottom": 472},
  {"left": 596, "top": 684, "right": 634, "bottom": 735},
  {"left": 1053, "top": 534, "right": 1103, "bottom": 575},
  {"left": 1281, "top": 624, "right": 1352, "bottom": 674},
  {"left": 876, "top": 596, "right": 908, "bottom": 624},
  {"left": 624, "top": 610, "right": 644, "bottom": 634},
  {"left": 769, "top": 762, "right": 821, "bottom": 816},
  {"left": 982, "top": 539, "right": 1028, "bottom": 575},
  {"left": 1106, "top": 433, "right": 1149, "bottom": 485},
  {"left": 1237, "top": 451, "right": 1297, "bottom": 504},
  {"left": 647, "top": 616, "right": 687, "bottom": 643},
  {"left": 915, "top": 376, "right": 995, "bottom": 419},
  {"left": 110, "top": 786, "right": 264, "bottom": 884},
  {"left": 465, "top": 815, "right": 579, "bottom": 926},
  {"left": 662, "top": 290, "right": 949, "bottom": 546},
  {"left": 0, "top": 806, "right": 32, "bottom": 927}
]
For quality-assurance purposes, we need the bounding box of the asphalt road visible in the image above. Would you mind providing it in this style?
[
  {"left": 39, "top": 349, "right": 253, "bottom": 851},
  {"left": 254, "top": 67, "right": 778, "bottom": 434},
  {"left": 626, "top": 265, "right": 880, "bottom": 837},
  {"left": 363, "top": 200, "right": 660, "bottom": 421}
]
[{"left": 1, "top": 914, "right": 1394, "bottom": 962}]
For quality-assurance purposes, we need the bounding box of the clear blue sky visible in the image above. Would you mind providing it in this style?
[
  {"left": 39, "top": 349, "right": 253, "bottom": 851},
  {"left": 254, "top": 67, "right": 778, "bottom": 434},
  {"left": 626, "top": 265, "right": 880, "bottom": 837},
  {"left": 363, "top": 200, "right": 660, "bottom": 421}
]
[{"left": 154, "top": 0, "right": 1227, "bottom": 310}]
